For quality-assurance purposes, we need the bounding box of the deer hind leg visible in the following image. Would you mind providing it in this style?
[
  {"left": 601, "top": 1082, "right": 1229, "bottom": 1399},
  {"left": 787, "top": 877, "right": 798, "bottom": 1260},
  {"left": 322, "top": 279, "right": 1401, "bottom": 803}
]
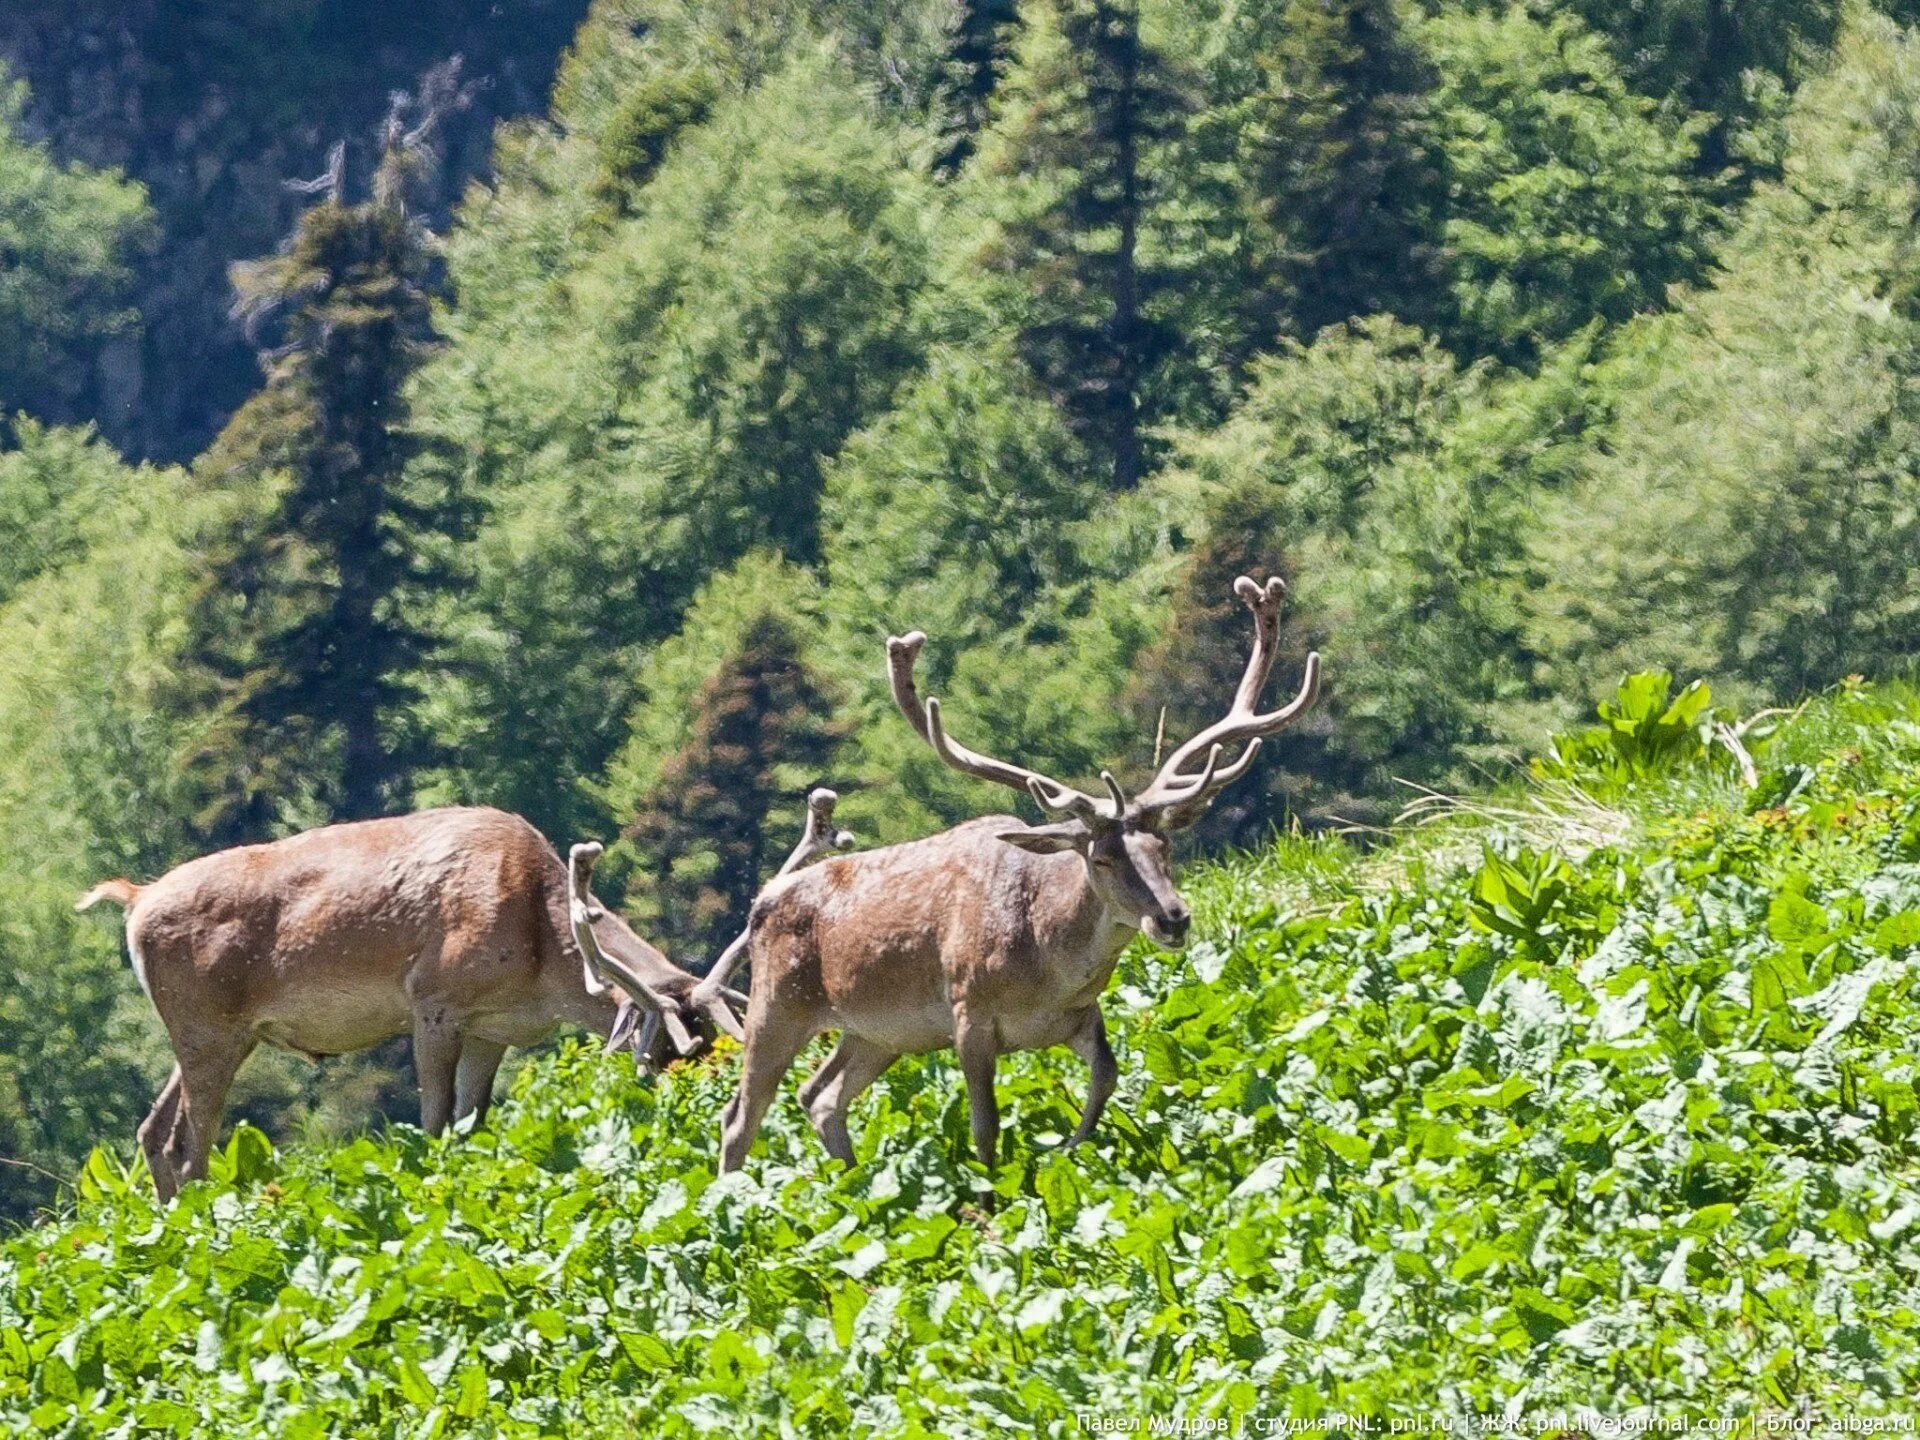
[
  {"left": 1065, "top": 1004, "right": 1118, "bottom": 1148},
  {"left": 138, "top": 1067, "right": 184, "bottom": 1201},
  {"left": 719, "top": 1006, "right": 814, "bottom": 1175},
  {"left": 953, "top": 1007, "right": 1001, "bottom": 1168},
  {"left": 413, "top": 1006, "right": 461, "bottom": 1137},
  {"left": 802, "top": 1034, "right": 897, "bottom": 1166},
  {"left": 453, "top": 1036, "right": 509, "bottom": 1129},
  {"left": 795, "top": 1039, "right": 849, "bottom": 1116},
  {"left": 169, "top": 1033, "right": 254, "bottom": 1194}
]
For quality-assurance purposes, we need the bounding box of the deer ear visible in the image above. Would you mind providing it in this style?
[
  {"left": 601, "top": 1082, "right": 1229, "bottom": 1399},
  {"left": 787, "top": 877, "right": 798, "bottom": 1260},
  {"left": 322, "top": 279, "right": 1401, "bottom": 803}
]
[{"left": 995, "top": 822, "right": 1087, "bottom": 855}]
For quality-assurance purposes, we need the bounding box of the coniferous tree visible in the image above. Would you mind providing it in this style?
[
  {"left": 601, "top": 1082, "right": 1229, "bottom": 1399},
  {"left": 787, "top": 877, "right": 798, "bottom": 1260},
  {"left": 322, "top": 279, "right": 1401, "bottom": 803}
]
[
  {"left": 590, "top": 67, "right": 717, "bottom": 214},
  {"left": 1124, "top": 483, "right": 1355, "bottom": 845},
  {"left": 994, "top": 0, "right": 1195, "bottom": 490},
  {"left": 1562, "top": 0, "right": 1841, "bottom": 179},
  {"left": 177, "top": 79, "right": 476, "bottom": 842},
  {"left": 622, "top": 613, "right": 842, "bottom": 960},
  {"left": 1245, "top": 0, "right": 1447, "bottom": 340},
  {"left": 1424, "top": 8, "right": 1708, "bottom": 362},
  {"left": 935, "top": 0, "right": 1022, "bottom": 176}
]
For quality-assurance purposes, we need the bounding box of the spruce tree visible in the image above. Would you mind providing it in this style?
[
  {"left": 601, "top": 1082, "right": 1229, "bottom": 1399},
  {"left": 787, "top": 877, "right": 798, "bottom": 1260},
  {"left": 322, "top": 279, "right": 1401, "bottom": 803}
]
[
  {"left": 1246, "top": 0, "right": 1447, "bottom": 341},
  {"left": 935, "top": 0, "right": 1022, "bottom": 176},
  {"left": 1125, "top": 483, "right": 1357, "bottom": 844},
  {"left": 178, "top": 81, "right": 474, "bottom": 841},
  {"left": 996, "top": 0, "right": 1195, "bottom": 490},
  {"left": 623, "top": 613, "right": 842, "bottom": 960}
]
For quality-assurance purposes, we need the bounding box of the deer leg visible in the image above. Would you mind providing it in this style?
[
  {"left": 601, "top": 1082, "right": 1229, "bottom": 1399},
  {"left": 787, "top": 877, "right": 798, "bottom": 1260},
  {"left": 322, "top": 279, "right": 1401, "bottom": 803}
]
[
  {"left": 138, "top": 1067, "right": 183, "bottom": 1201},
  {"left": 795, "top": 1040, "right": 849, "bottom": 1115},
  {"left": 413, "top": 1007, "right": 461, "bottom": 1137},
  {"left": 1065, "top": 1005, "right": 1118, "bottom": 1148},
  {"left": 453, "top": 1036, "right": 509, "bottom": 1128},
  {"left": 802, "top": 1035, "right": 897, "bottom": 1166},
  {"left": 169, "top": 1034, "right": 253, "bottom": 1193},
  {"left": 719, "top": 1009, "right": 813, "bottom": 1174},
  {"left": 954, "top": 1010, "right": 1001, "bottom": 1168}
]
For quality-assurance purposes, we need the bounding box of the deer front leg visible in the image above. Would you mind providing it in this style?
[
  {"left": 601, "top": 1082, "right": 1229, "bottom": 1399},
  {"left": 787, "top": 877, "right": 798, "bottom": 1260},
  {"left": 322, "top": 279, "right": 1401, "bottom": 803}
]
[
  {"left": 413, "top": 1007, "right": 460, "bottom": 1137},
  {"left": 953, "top": 1007, "right": 1001, "bottom": 1168},
  {"left": 453, "top": 1036, "right": 508, "bottom": 1128},
  {"left": 1066, "top": 1004, "right": 1117, "bottom": 1148}
]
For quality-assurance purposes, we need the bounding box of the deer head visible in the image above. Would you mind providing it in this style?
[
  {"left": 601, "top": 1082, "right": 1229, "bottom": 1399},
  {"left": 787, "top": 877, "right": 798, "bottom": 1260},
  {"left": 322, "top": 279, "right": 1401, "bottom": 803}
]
[
  {"left": 570, "top": 788, "right": 855, "bottom": 1066},
  {"left": 887, "top": 574, "right": 1320, "bottom": 950},
  {"left": 567, "top": 842, "right": 747, "bottom": 1066}
]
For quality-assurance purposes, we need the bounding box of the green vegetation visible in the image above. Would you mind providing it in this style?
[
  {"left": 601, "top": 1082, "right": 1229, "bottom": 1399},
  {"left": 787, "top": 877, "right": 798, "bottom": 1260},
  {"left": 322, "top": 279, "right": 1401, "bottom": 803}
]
[
  {"left": 3, "top": 0, "right": 1920, "bottom": 1377},
  {"left": 0, "top": 70, "right": 150, "bottom": 419},
  {"left": 4, "top": 680, "right": 1918, "bottom": 1429}
]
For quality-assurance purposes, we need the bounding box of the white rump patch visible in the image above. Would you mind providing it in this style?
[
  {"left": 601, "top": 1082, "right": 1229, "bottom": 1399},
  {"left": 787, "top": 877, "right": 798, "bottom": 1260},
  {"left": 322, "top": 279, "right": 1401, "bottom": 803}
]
[{"left": 125, "top": 929, "right": 153, "bottom": 1002}]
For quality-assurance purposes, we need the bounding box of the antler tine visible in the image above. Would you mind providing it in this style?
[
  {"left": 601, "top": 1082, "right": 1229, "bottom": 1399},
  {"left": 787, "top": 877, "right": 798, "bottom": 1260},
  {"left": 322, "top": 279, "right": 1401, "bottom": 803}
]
[
  {"left": 885, "top": 632, "right": 931, "bottom": 737},
  {"left": 691, "top": 786, "right": 857, "bottom": 1008},
  {"left": 1134, "top": 573, "right": 1322, "bottom": 819},
  {"left": 786, "top": 787, "right": 855, "bottom": 877},
  {"left": 1228, "top": 575, "right": 1287, "bottom": 715},
  {"left": 568, "top": 842, "right": 731, "bottom": 1057},
  {"left": 890, "top": 631, "right": 1112, "bottom": 819},
  {"left": 1153, "top": 742, "right": 1224, "bottom": 803}
]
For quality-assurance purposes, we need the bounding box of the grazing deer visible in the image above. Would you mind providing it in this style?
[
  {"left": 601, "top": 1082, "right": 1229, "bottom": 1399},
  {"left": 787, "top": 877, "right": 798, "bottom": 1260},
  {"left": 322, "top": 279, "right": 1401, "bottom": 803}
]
[
  {"left": 716, "top": 574, "right": 1320, "bottom": 1173},
  {"left": 570, "top": 787, "right": 855, "bottom": 1063},
  {"left": 75, "top": 806, "right": 739, "bottom": 1200}
]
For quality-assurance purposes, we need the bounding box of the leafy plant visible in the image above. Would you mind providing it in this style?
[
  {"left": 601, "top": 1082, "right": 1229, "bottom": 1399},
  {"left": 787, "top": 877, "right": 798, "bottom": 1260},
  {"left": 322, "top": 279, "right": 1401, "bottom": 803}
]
[
  {"left": 1539, "top": 670, "right": 1718, "bottom": 787},
  {"left": 4, "top": 681, "right": 1918, "bottom": 1430}
]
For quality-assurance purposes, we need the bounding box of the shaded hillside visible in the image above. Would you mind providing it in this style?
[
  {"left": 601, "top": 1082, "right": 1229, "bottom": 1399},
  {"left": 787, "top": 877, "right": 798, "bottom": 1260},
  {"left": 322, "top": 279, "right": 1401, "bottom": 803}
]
[{"left": 0, "top": 0, "right": 585, "bottom": 459}]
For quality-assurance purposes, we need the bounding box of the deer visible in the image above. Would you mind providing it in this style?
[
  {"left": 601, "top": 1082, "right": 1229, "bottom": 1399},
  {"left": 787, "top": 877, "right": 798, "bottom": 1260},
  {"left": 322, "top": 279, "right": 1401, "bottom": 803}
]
[
  {"left": 713, "top": 574, "right": 1320, "bottom": 1174},
  {"left": 570, "top": 787, "right": 856, "bottom": 1063},
  {"left": 74, "top": 806, "right": 742, "bottom": 1200}
]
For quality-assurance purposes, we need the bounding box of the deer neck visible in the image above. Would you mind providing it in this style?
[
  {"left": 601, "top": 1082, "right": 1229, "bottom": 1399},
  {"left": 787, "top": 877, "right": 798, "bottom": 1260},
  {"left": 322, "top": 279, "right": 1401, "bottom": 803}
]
[{"left": 1033, "top": 853, "right": 1136, "bottom": 972}]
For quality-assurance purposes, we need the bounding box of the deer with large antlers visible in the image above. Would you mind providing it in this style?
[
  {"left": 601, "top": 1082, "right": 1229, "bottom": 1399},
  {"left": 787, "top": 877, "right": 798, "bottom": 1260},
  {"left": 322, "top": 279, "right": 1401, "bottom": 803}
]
[
  {"left": 75, "top": 807, "right": 740, "bottom": 1200},
  {"left": 715, "top": 575, "right": 1320, "bottom": 1173}
]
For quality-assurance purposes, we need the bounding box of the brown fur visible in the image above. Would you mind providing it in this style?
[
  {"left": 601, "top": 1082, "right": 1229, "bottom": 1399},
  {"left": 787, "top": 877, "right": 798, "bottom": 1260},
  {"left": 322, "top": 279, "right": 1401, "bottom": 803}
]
[
  {"left": 718, "top": 816, "right": 1174, "bottom": 1171},
  {"left": 718, "top": 574, "right": 1319, "bottom": 1174},
  {"left": 78, "top": 806, "right": 691, "bottom": 1199}
]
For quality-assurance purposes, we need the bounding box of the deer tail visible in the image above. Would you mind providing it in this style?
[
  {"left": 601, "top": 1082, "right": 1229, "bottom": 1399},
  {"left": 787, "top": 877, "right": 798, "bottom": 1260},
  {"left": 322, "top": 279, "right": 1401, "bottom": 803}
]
[{"left": 75, "top": 878, "right": 142, "bottom": 913}]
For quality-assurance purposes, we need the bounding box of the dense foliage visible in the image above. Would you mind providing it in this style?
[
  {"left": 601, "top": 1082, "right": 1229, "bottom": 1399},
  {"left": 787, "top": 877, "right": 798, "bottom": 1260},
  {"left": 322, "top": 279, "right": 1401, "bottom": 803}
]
[
  {"left": 0, "top": 71, "right": 150, "bottom": 420},
  {"left": 3, "top": 0, "right": 1920, "bottom": 1250},
  {"left": 0, "top": 0, "right": 581, "bottom": 459},
  {"left": 4, "top": 681, "right": 1918, "bottom": 1429}
]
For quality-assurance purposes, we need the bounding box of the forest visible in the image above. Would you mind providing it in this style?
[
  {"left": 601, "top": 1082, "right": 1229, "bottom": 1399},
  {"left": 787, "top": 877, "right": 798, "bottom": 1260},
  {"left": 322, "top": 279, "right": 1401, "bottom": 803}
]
[{"left": 1, "top": 0, "right": 1919, "bottom": 1333}]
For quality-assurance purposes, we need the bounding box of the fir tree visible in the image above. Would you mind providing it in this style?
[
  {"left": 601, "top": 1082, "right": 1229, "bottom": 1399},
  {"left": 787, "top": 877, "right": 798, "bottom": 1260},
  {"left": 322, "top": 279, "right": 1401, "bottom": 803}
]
[
  {"left": 935, "top": 0, "right": 1022, "bottom": 176},
  {"left": 1124, "top": 482, "right": 1356, "bottom": 845},
  {"left": 591, "top": 68, "right": 717, "bottom": 214},
  {"left": 623, "top": 613, "right": 842, "bottom": 960},
  {"left": 995, "top": 0, "right": 1195, "bottom": 490},
  {"left": 1246, "top": 0, "right": 1447, "bottom": 341},
  {"left": 178, "top": 78, "right": 476, "bottom": 841}
]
